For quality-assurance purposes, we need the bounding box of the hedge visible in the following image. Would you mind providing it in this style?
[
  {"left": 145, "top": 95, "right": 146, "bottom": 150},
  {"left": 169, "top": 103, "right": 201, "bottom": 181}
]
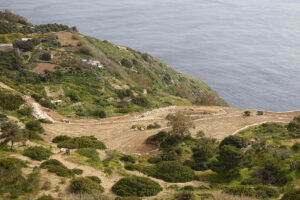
[
  {"left": 23, "top": 146, "right": 52, "bottom": 161},
  {"left": 57, "top": 136, "right": 106, "bottom": 149}
]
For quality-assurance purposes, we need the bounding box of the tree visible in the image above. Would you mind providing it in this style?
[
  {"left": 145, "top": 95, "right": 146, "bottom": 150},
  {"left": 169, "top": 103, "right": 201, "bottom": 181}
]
[
  {"left": 219, "top": 135, "right": 247, "bottom": 149},
  {"left": 0, "top": 121, "right": 24, "bottom": 150},
  {"left": 166, "top": 112, "right": 195, "bottom": 138},
  {"left": 193, "top": 137, "right": 217, "bottom": 162},
  {"left": 211, "top": 145, "right": 244, "bottom": 180}
]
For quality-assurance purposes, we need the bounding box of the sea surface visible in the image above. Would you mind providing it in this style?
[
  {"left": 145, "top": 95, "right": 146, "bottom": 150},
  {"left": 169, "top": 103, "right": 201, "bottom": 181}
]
[{"left": 1, "top": 0, "right": 300, "bottom": 111}]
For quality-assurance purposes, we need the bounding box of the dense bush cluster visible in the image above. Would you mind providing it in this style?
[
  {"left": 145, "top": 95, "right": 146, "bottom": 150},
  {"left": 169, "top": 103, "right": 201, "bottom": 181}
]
[
  {"left": 23, "top": 146, "right": 52, "bottom": 161},
  {"left": 52, "top": 135, "right": 71, "bottom": 143},
  {"left": 77, "top": 148, "right": 100, "bottom": 162},
  {"left": 40, "top": 159, "right": 74, "bottom": 177},
  {"left": 70, "top": 177, "right": 104, "bottom": 194},
  {"left": 57, "top": 136, "right": 106, "bottom": 149},
  {"left": 112, "top": 176, "right": 162, "bottom": 197},
  {"left": 223, "top": 185, "right": 279, "bottom": 199},
  {"left": 120, "top": 155, "right": 136, "bottom": 163},
  {"left": 146, "top": 131, "right": 168, "bottom": 146},
  {"left": 0, "top": 89, "right": 24, "bottom": 111}
]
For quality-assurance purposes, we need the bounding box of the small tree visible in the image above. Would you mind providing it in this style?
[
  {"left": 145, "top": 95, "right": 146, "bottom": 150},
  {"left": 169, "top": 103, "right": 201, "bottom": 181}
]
[
  {"left": 0, "top": 121, "right": 24, "bottom": 150},
  {"left": 244, "top": 110, "right": 251, "bottom": 117},
  {"left": 166, "top": 112, "right": 195, "bottom": 139}
]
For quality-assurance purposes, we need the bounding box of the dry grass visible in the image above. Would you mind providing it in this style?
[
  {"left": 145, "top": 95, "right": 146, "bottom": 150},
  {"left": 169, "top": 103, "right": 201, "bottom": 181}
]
[{"left": 213, "top": 191, "right": 257, "bottom": 200}]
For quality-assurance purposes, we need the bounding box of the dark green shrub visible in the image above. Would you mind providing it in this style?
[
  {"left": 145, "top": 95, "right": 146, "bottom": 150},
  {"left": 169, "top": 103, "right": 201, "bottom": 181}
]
[
  {"left": 87, "top": 176, "right": 101, "bottom": 184},
  {"left": 255, "top": 186, "right": 279, "bottom": 199},
  {"left": 182, "top": 186, "right": 194, "bottom": 191},
  {"left": 18, "top": 105, "right": 33, "bottom": 116},
  {"left": 146, "top": 131, "right": 168, "bottom": 146},
  {"left": 77, "top": 148, "right": 100, "bottom": 162},
  {"left": 115, "top": 197, "right": 141, "bottom": 200},
  {"left": 148, "top": 156, "right": 162, "bottom": 164},
  {"left": 13, "top": 40, "right": 35, "bottom": 51},
  {"left": 152, "top": 161, "right": 196, "bottom": 182},
  {"left": 161, "top": 150, "right": 178, "bottom": 161},
  {"left": 40, "top": 52, "right": 51, "bottom": 61},
  {"left": 52, "top": 135, "right": 71, "bottom": 143},
  {"left": 219, "top": 135, "right": 247, "bottom": 149},
  {"left": 93, "top": 110, "right": 106, "bottom": 118},
  {"left": 57, "top": 136, "right": 106, "bottom": 149},
  {"left": 120, "top": 155, "right": 136, "bottom": 163},
  {"left": 112, "top": 176, "right": 162, "bottom": 197},
  {"left": 121, "top": 58, "right": 132, "bottom": 68},
  {"left": 257, "top": 111, "right": 264, "bottom": 115},
  {"left": 281, "top": 189, "right": 300, "bottom": 200},
  {"left": 223, "top": 186, "right": 256, "bottom": 197},
  {"left": 24, "top": 146, "right": 52, "bottom": 161},
  {"left": 146, "top": 123, "right": 161, "bottom": 130},
  {"left": 72, "top": 168, "right": 83, "bottom": 175},
  {"left": 292, "top": 143, "right": 300, "bottom": 152},
  {"left": 175, "top": 191, "right": 195, "bottom": 200},
  {"left": 241, "top": 177, "right": 261, "bottom": 185},
  {"left": 132, "top": 96, "right": 150, "bottom": 107},
  {"left": 244, "top": 110, "right": 251, "bottom": 116},
  {"left": 124, "top": 163, "right": 136, "bottom": 171},
  {"left": 37, "top": 194, "right": 55, "bottom": 200},
  {"left": 40, "top": 159, "right": 74, "bottom": 177},
  {"left": 70, "top": 177, "right": 104, "bottom": 194},
  {"left": 25, "top": 120, "right": 44, "bottom": 133},
  {"left": 160, "top": 135, "right": 182, "bottom": 149},
  {"left": 0, "top": 113, "right": 8, "bottom": 122},
  {"left": 0, "top": 90, "right": 24, "bottom": 110}
]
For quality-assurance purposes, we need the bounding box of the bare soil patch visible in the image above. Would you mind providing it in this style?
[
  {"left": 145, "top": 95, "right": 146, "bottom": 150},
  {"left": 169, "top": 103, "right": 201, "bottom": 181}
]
[
  {"left": 55, "top": 31, "right": 79, "bottom": 47},
  {"left": 33, "top": 63, "right": 56, "bottom": 74}
]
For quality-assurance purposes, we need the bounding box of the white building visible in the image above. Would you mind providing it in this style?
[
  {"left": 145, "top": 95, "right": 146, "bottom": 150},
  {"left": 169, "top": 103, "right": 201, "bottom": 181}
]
[{"left": 21, "top": 38, "right": 32, "bottom": 41}]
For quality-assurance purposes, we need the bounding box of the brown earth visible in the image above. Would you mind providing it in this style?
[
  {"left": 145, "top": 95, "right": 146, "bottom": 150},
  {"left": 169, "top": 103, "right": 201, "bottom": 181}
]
[
  {"left": 33, "top": 62, "right": 57, "bottom": 74},
  {"left": 55, "top": 31, "right": 79, "bottom": 47}
]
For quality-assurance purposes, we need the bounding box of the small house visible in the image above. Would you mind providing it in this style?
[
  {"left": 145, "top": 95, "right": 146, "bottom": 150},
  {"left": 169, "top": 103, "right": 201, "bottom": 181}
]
[{"left": 51, "top": 100, "right": 63, "bottom": 106}]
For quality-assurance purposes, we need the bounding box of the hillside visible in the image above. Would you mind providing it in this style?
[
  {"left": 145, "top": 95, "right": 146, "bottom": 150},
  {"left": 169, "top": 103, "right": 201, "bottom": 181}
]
[
  {"left": 0, "top": 10, "right": 226, "bottom": 120},
  {"left": 2, "top": 10, "right": 300, "bottom": 200}
]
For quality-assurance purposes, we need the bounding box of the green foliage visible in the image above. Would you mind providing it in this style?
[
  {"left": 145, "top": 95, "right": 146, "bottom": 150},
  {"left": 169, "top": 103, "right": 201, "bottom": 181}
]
[
  {"left": 146, "top": 131, "right": 168, "bottom": 146},
  {"left": 255, "top": 186, "right": 279, "bottom": 199},
  {"left": 57, "top": 136, "right": 106, "bottom": 149},
  {"left": 121, "top": 58, "right": 132, "bottom": 68},
  {"left": 72, "top": 168, "right": 83, "bottom": 175},
  {"left": 23, "top": 146, "right": 52, "bottom": 161},
  {"left": 151, "top": 161, "right": 196, "bottom": 182},
  {"left": 219, "top": 135, "right": 247, "bottom": 149},
  {"left": 112, "top": 176, "right": 162, "bottom": 197},
  {"left": 292, "top": 142, "right": 300, "bottom": 152},
  {"left": 0, "top": 89, "right": 24, "bottom": 111},
  {"left": 0, "top": 120, "right": 24, "bottom": 150},
  {"left": 52, "top": 135, "right": 71, "bottom": 143},
  {"left": 146, "top": 123, "right": 161, "bottom": 130},
  {"left": 87, "top": 176, "right": 101, "bottom": 184},
  {"left": 281, "top": 189, "right": 300, "bottom": 200},
  {"left": 70, "top": 177, "right": 104, "bottom": 194},
  {"left": 25, "top": 120, "right": 44, "bottom": 133},
  {"left": 166, "top": 112, "right": 195, "bottom": 139},
  {"left": 132, "top": 95, "right": 150, "bottom": 107},
  {"left": 192, "top": 137, "right": 217, "bottom": 170},
  {"left": 77, "top": 148, "right": 100, "bottom": 162},
  {"left": 211, "top": 145, "right": 244, "bottom": 180},
  {"left": 40, "top": 159, "right": 74, "bottom": 177},
  {"left": 37, "top": 195, "right": 55, "bottom": 200},
  {"left": 120, "top": 155, "right": 136, "bottom": 163},
  {"left": 287, "top": 115, "right": 300, "bottom": 136},
  {"left": 161, "top": 150, "right": 178, "bottom": 161},
  {"left": 147, "top": 156, "right": 162, "bottom": 164},
  {"left": 257, "top": 111, "right": 264, "bottom": 115},
  {"left": 244, "top": 110, "right": 251, "bottom": 116},
  {"left": 175, "top": 191, "right": 195, "bottom": 200},
  {"left": 223, "top": 185, "right": 256, "bottom": 197},
  {"left": 18, "top": 105, "right": 33, "bottom": 117},
  {"left": 40, "top": 52, "right": 51, "bottom": 61}
]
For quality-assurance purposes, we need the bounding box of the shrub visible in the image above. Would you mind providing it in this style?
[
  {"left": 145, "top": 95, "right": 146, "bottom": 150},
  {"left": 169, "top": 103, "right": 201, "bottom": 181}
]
[
  {"left": 241, "top": 177, "right": 261, "bottom": 185},
  {"left": 18, "top": 105, "right": 33, "bottom": 117},
  {"left": 70, "top": 177, "right": 104, "bottom": 194},
  {"left": 37, "top": 195, "right": 55, "bottom": 200},
  {"left": 40, "top": 52, "right": 51, "bottom": 61},
  {"left": 120, "top": 155, "right": 136, "bottom": 163},
  {"left": 147, "top": 156, "right": 162, "bottom": 164},
  {"left": 13, "top": 40, "right": 36, "bottom": 51},
  {"left": 146, "top": 131, "right": 168, "bottom": 146},
  {"left": 72, "top": 168, "right": 83, "bottom": 175},
  {"left": 0, "top": 90, "right": 24, "bottom": 110},
  {"left": 115, "top": 197, "right": 141, "bottom": 200},
  {"left": 223, "top": 186, "right": 256, "bottom": 197},
  {"left": 24, "top": 146, "right": 52, "bottom": 161},
  {"left": 121, "top": 58, "right": 132, "bottom": 68},
  {"left": 78, "top": 45, "right": 93, "bottom": 56},
  {"left": 244, "top": 110, "right": 251, "bottom": 116},
  {"left": 112, "top": 176, "right": 162, "bottom": 197},
  {"left": 57, "top": 136, "right": 106, "bottom": 149},
  {"left": 0, "top": 113, "right": 8, "bottom": 122},
  {"left": 146, "top": 123, "right": 161, "bottom": 130},
  {"left": 257, "top": 111, "right": 264, "bottom": 115},
  {"left": 25, "top": 120, "right": 44, "bottom": 133},
  {"left": 40, "top": 159, "right": 74, "bottom": 177},
  {"left": 254, "top": 186, "right": 279, "bottom": 199},
  {"left": 77, "top": 148, "right": 100, "bottom": 162},
  {"left": 52, "top": 135, "right": 71, "bottom": 143},
  {"left": 124, "top": 163, "right": 136, "bottom": 171},
  {"left": 93, "top": 110, "right": 106, "bottom": 118},
  {"left": 87, "top": 176, "right": 101, "bottom": 184},
  {"left": 281, "top": 189, "right": 300, "bottom": 200},
  {"left": 175, "top": 191, "right": 195, "bottom": 200},
  {"left": 152, "top": 161, "right": 196, "bottom": 182},
  {"left": 161, "top": 150, "right": 178, "bottom": 161},
  {"left": 132, "top": 96, "right": 150, "bottom": 107},
  {"left": 41, "top": 181, "right": 51, "bottom": 190},
  {"left": 182, "top": 186, "right": 195, "bottom": 191},
  {"left": 219, "top": 135, "right": 247, "bottom": 149}
]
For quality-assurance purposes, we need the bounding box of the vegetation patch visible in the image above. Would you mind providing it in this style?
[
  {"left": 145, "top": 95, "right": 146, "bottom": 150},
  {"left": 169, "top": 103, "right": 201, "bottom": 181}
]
[
  {"left": 23, "top": 146, "right": 52, "bottom": 161},
  {"left": 40, "top": 159, "right": 74, "bottom": 177},
  {"left": 70, "top": 177, "right": 104, "bottom": 194},
  {"left": 57, "top": 136, "right": 106, "bottom": 149}
]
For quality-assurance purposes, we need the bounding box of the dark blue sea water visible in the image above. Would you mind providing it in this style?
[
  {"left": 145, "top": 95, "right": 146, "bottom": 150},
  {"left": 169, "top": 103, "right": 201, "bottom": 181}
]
[{"left": 1, "top": 0, "right": 300, "bottom": 111}]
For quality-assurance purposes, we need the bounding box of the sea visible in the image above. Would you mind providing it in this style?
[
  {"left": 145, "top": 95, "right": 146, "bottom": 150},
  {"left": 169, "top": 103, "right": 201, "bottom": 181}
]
[{"left": 1, "top": 0, "right": 300, "bottom": 111}]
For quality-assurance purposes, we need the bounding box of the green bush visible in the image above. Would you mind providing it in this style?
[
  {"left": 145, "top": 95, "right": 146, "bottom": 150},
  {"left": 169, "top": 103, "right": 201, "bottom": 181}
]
[
  {"left": 161, "top": 150, "right": 178, "bottom": 161},
  {"left": 241, "top": 177, "right": 261, "bottom": 185},
  {"left": 146, "top": 131, "right": 168, "bottom": 146},
  {"left": 25, "top": 120, "right": 44, "bottom": 133},
  {"left": 0, "top": 113, "right": 8, "bottom": 122},
  {"left": 175, "top": 191, "right": 195, "bottom": 200},
  {"left": 115, "top": 197, "right": 141, "bottom": 200},
  {"left": 292, "top": 143, "right": 300, "bottom": 152},
  {"left": 281, "top": 189, "right": 300, "bottom": 200},
  {"left": 132, "top": 96, "right": 150, "bottom": 107},
  {"left": 146, "top": 123, "right": 161, "bottom": 130},
  {"left": 87, "top": 176, "right": 101, "bottom": 184},
  {"left": 152, "top": 161, "right": 196, "bottom": 182},
  {"left": 120, "top": 155, "right": 136, "bottom": 163},
  {"left": 18, "top": 105, "right": 33, "bottom": 116},
  {"left": 57, "top": 136, "right": 106, "bottom": 149},
  {"left": 40, "top": 159, "right": 74, "bottom": 177},
  {"left": 148, "top": 156, "right": 162, "bottom": 164},
  {"left": 72, "top": 168, "right": 83, "bottom": 175},
  {"left": 52, "top": 135, "right": 71, "bottom": 143},
  {"left": 124, "top": 163, "right": 136, "bottom": 171},
  {"left": 112, "top": 176, "right": 162, "bottom": 197},
  {"left": 24, "top": 146, "right": 52, "bottom": 161},
  {"left": 121, "top": 58, "right": 132, "bottom": 68},
  {"left": 244, "top": 110, "right": 251, "bottom": 116},
  {"left": 70, "top": 177, "right": 104, "bottom": 194},
  {"left": 40, "top": 52, "right": 51, "bottom": 61},
  {"left": 255, "top": 186, "right": 279, "bottom": 199},
  {"left": 77, "top": 148, "right": 100, "bottom": 162},
  {"left": 0, "top": 90, "right": 24, "bottom": 110},
  {"left": 223, "top": 186, "right": 256, "bottom": 197},
  {"left": 257, "top": 111, "right": 264, "bottom": 115},
  {"left": 219, "top": 135, "right": 247, "bottom": 149},
  {"left": 37, "top": 194, "right": 55, "bottom": 200}
]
